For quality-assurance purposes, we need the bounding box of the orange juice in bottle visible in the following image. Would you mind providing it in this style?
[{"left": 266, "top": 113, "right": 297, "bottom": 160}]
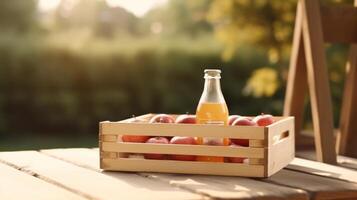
[{"left": 196, "top": 69, "right": 229, "bottom": 162}]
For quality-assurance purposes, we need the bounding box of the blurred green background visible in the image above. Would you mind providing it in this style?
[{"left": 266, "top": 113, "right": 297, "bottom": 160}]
[{"left": 0, "top": 0, "right": 352, "bottom": 150}]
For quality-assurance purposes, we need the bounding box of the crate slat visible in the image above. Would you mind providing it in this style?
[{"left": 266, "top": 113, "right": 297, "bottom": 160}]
[
  {"left": 102, "top": 158, "right": 265, "bottom": 177},
  {"left": 100, "top": 122, "right": 266, "bottom": 139},
  {"left": 102, "top": 142, "right": 265, "bottom": 158}
]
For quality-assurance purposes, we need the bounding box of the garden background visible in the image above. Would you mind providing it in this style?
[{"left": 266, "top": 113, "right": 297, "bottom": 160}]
[{"left": 0, "top": 0, "right": 351, "bottom": 150}]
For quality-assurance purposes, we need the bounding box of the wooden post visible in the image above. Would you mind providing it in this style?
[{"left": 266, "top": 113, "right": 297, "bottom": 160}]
[
  {"left": 284, "top": 0, "right": 340, "bottom": 164},
  {"left": 301, "top": 0, "right": 337, "bottom": 164},
  {"left": 283, "top": 1, "right": 307, "bottom": 144},
  {"left": 336, "top": 0, "right": 357, "bottom": 158},
  {"left": 337, "top": 45, "right": 357, "bottom": 157}
]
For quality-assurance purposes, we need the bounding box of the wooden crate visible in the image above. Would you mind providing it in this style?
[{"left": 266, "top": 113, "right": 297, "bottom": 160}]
[{"left": 99, "top": 114, "right": 295, "bottom": 177}]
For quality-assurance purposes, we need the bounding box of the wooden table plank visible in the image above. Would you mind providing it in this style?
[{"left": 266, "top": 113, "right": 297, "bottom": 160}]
[
  {"left": 266, "top": 169, "right": 357, "bottom": 200},
  {"left": 141, "top": 173, "right": 307, "bottom": 200},
  {"left": 43, "top": 148, "right": 357, "bottom": 199},
  {"left": 0, "top": 162, "right": 85, "bottom": 200},
  {"left": 338, "top": 156, "right": 357, "bottom": 170},
  {"left": 0, "top": 151, "right": 202, "bottom": 200},
  {"left": 287, "top": 157, "right": 357, "bottom": 183},
  {"left": 297, "top": 150, "right": 357, "bottom": 170},
  {"left": 42, "top": 148, "right": 308, "bottom": 200}
]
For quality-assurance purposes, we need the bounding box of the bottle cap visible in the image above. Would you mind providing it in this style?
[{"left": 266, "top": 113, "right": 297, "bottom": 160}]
[{"left": 204, "top": 69, "right": 221, "bottom": 78}]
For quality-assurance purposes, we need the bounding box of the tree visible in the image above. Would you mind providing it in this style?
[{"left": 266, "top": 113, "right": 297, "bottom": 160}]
[
  {"left": 54, "top": 0, "right": 138, "bottom": 37},
  {"left": 140, "top": 0, "right": 213, "bottom": 37},
  {"left": 205, "top": 0, "right": 352, "bottom": 97},
  {"left": 207, "top": 0, "right": 296, "bottom": 62}
]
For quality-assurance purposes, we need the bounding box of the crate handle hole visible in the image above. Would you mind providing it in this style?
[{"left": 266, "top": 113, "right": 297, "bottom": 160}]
[{"left": 273, "top": 130, "right": 289, "bottom": 145}]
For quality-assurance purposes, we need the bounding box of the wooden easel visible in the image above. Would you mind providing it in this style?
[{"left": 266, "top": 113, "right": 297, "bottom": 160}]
[{"left": 284, "top": 0, "right": 357, "bottom": 164}]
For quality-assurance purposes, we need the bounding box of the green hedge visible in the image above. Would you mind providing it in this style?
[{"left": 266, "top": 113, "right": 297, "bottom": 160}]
[{"left": 0, "top": 34, "right": 291, "bottom": 138}]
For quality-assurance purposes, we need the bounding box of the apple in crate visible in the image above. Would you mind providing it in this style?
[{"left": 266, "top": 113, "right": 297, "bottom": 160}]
[
  {"left": 169, "top": 136, "right": 196, "bottom": 161},
  {"left": 175, "top": 114, "right": 196, "bottom": 124},
  {"left": 122, "top": 115, "right": 150, "bottom": 143},
  {"left": 122, "top": 135, "right": 150, "bottom": 143},
  {"left": 149, "top": 114, "right": 175, "bottom": 123},
  {"left": 149, "top": 114, "right": 175, "bottom": 140},
  {"left": 228, "top": 115, "right": 241, "bottom": 125},
  {"left": 253, "top": 114, "right": 275, "bottom": 126},
  {"left": 230, "top": 117, "right": 256, "bottom": 147},
  {"left": 144, "top": 137, "right": 169, "bottom": 160},
  {"left": 226, "top": 143, "right": 246, "bottom": 163}
]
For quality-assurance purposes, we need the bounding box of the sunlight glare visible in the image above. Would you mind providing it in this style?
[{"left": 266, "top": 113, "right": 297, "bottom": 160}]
[
  {"left": 38, "top": 0, "right": 62, "bottom": 12},
  {"left": 105, "top": 0, "right": 167, "bottom": 17}
]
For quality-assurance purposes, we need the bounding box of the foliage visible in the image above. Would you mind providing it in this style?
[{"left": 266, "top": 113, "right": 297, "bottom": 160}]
[
  {"left": 0, "top": 32, "right": 284, "bottom": 138},
  {"left": 204, "top": 0, "right": 352, "bottom": 101},
  {"left": 0, "top": 0, "right": 37, "bottom": 31},
  {"left": 206, "top": 0, "right": 296, "bottom": 62},
  {"left": 54, "top": 0, "right": 139, "bottom": 37},
  {"left": 206, "top": 0, "right": 353, "bottom": 61},
  {"left": 0, "top": 0, "right": 352, "bottom": 141},
  {"left": 140, "top": 0, "right": 213, "bottom": 37},
  {"left": 243, "top": 67, "right": 279, "bottom": 97}
]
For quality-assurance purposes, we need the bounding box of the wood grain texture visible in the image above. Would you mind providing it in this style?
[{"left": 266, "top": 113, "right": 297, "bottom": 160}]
[
  {"left": 338, "top": 44, "right": 357, "bottom": 157},
  {"left": 297, "top": 150, "right": 357, "bottom": 171},
  {"left": 100, "top": 121, "right": 266, "bottom": 139},
  {"left": 321, "top": 6, "right": 357, "bottom": 43},
  {"left": 283, "top": 0, "right": 308, "bottom": 142},
  {"left": 267, "top": 117, "right": 295, "bottom": 176},
  {"left": 288, "top": 157, "right": 357, "bottom": 183},
  {"left": 0, "top": 151, "right": 202, "bottom": 200},
  {"left": 101, "top": 158, "right": 265, "bottom": 177},
  {"left": 142, "top": 173, "right": 307, "bottom": 200},
  {"left": 301, "top": 0, "right": 337, "bottom": 164},
  {"left": 0, "top": 162, "right": 85, "bottom": 200},
  {"left": 338, "top": 155, "right": 357, "bottom": 170},
  {"left": 42, "top": 148, "right": 308, "bottom": 200},
  {"left": 266, "top": 169, "right": 357, "bottom": 200}
]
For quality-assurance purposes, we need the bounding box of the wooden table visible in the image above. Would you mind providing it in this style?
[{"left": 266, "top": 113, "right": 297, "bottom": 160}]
[{"left": 1, "top": 148, "right": 357, "bottom": 200}]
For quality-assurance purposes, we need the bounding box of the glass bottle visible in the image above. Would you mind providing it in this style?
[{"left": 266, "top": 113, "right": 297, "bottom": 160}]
[{"left": 196, "top": 69, "right": 229, "bottom": 162}]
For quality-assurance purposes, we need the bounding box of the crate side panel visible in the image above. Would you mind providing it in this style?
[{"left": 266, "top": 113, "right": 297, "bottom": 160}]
[
  {"left": 267, "top": 117, "right": 295, "bottom": 176},
  {"left": 102, "top": 158, "right": 265, "bottom": 177}
]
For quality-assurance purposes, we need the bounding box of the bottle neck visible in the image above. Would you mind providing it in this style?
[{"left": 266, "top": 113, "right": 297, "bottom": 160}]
[
  {"left": 200, "top": 78, "right": 225, "bottom": 103},
  {"left": 204, "top": 78, "right": 221, "bottom": 93}
]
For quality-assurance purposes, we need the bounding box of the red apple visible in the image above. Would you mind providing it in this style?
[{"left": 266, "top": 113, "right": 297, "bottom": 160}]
[
  {"left": 169, "top": 136, "right": 196, "bottom": 161},
  {"left": 144, "top": 137, "right": 169, "bottom": 160},
  {"left": 228, "top": 157, "right": 246, "bottom": 163},
  {"left": 230, "top": 138, "right": 249, "bottom": 147},
  {"left": 230, "top": 117, "right": 256, "bottom": 146},
  {"left": 122, "top": 115, "right": 150, "bottom": 142},
  {"left": 149, "top": 114, "right": 175, "bottom": 123},
  {"left": 253, "top": 114, "right": 275, "bottom": 126},
  {"left": 122, "top": 135, "right": 150, "bottom": 143},
  {"left": 226, "top": 144, "right": 246, "bottom": 163},
  {"left": 232, "top": 117, "right": 256, "bottom": 126},
  {"left": 228, "top": 115, "right": 241, "bottom": 125},
  {"left": 150, "top": 114, "right": 175, "bottom": 140},
  {"left": 175, "top": 114, "right": 196, "bottom": 124}
]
